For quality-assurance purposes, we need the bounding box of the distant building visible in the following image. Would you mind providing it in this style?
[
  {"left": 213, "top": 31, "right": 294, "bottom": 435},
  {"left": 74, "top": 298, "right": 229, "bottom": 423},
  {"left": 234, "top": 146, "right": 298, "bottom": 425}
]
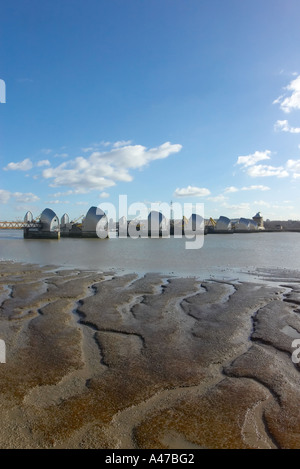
[
  {"left": 61, "top": 213, "right": 69, "bottom": 225},
  {"left": 40, "top": 208, "right": 60, "bottom": 232},
  {"left": 264, "top": 219, "right": 300, "bottom": 231},
  {"left": 146, "top": 211, "right": 169, "bottom": 237},
  {"left": 81, "top": 206, "right": 108, "bottom": 237},
  {"left": 252, "top": 212, "right": 264, "bottom": 229},
  {"left": 60, "top": 213, "right": 75, "bottom": 236},
  {"left": 235, "top": 218, "right": 258, "bottom": 231},
  {"left": 215, "top": 216, "right": 232, "bottom": 232},
  {"left": 24, "top": 211, "right": 33, "bottom": 223},
  {"left": 24, "top": 208, "right": 60, "bottom": 239},
  {"left": 249, "top": 219, "right": 258, "bottom": 230},
  {"left": 235, "top": 218, "right": 250, "bottom": 231},
  {"left": 185, "top": 213, "right": 204, "bottom": 235},
  {"left": 61, "top": 206, "right": 108, "bottom": 238}
]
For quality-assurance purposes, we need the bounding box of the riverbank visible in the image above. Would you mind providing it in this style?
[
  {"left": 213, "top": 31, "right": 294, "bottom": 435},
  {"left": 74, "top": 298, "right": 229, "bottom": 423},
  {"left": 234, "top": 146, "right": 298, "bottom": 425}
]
[{"left": 0, "top": 260, "right": 300, "bottom": 449}]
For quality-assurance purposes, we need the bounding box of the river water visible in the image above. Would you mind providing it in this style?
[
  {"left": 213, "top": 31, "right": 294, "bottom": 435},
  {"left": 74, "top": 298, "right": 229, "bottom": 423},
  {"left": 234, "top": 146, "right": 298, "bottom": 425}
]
[{"left": 0, "top": 230, "right": 299, "bottom": 281}]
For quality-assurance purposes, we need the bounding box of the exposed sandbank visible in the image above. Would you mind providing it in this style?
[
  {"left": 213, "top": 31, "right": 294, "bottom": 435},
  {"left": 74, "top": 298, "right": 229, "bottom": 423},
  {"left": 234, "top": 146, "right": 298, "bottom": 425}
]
[{"left": 0, "top": 260, "right": 300, "bottom": 449}]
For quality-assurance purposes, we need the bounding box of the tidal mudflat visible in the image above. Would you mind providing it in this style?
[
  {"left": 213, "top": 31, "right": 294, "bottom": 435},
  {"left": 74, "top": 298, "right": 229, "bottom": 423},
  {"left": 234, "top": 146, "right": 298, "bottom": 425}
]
[{"left": 0, "top": 261, "right": 300, "bottom": 449}]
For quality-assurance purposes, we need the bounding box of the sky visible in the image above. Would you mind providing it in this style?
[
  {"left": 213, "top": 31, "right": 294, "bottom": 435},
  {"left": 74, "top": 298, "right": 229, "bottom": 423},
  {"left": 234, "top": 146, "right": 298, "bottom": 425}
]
[{"left": 0, "top": 0, "right": 300, "bottom": 222}]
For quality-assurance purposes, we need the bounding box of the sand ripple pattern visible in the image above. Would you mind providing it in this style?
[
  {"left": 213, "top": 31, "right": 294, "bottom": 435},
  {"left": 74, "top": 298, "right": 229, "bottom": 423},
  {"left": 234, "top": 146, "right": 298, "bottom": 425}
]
[{"left": 0, "top": 261, "right": 300, "bottom": 449}]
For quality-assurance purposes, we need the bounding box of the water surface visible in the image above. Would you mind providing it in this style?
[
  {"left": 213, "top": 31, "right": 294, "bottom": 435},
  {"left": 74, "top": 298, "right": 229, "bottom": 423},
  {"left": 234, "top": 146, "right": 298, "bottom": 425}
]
[{"left": 0, "top": 230, "right": 299, "bottom": 281}]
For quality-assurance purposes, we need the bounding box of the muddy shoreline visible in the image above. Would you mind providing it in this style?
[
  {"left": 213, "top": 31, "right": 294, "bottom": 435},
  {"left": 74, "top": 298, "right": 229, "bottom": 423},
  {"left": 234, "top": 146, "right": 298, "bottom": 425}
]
[{"left": 0, "top": 260, "right": 300, "bottom": 449}]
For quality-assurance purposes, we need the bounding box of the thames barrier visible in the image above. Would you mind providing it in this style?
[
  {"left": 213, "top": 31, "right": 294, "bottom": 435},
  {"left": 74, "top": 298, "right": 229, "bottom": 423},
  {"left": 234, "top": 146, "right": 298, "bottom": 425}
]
[{"left": 1, "top": 208, "right": 299, "bottom": 240}]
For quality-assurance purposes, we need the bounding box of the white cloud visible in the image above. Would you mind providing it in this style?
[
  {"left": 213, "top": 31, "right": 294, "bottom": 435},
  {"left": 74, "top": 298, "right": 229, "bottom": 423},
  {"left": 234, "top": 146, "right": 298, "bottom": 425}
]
[
  {"left": 54, "top": 153, "right": 69, "bottom": 158},
  {"left": 46, "top": 200, "right": 70, "bottom": 204},
  {"left": 82, "top": 142, "right": 111, "bottom": 152},
  {"left": 0, "top": 189, "right": 11, "bottom": 203},
  {"left": 0, "top": 190, "right": 40, "bottom": 204},
  {"left": 286, "top": 159, "right": 300, "bottom": 178},
  {"left": 274, "top": 75, "right": 300, "bottom": 113},
  {"left": 81, "top": 147, "right": 94, "bottom": 153},
  {"left": 13, "top": 192, "right": 40, "bottom": 203},
  {"left": 113, "top": 140, "right": 133, "bottom": 148},
  {"left": 207, "top": 194, "right": 226, "bottom": 202},
  {"left": 236, "top": 150, "right": 271, "bottom": 167},
  {"left": 286, "top": 158, "right": 300, "bottom": 171},
  {"left": 53, "top": 189, "right": 88, "bottom": 197},
  {"left": 99, "top": 192, "right": 110, "bottom": 198},
  {"left": 174, "top": 185, "right": 211, "bottom": 197},
  {"left": 224, "top": 186, "right": 239, "bottom": 193},
  {"left": 37, "top": 159, "right": 51, "bottom": 167},
  {"left": 236, "top": 150, "right": 291, "bottom": 179},
  {"left": 274, "top": 120, "right": 300, "bottom": 134},
  {"left": 53, "top": 190, "right": 74, "bottom": 197},
  {"left": 273, "top": 94, "right": 284, "bottom": 105},
  {"left": 4, "top": 158, "right": 33, "bottom": 171},
  {"left": 253, "top": 200, "right": 271, "bottom": 207},
  {"left": 41, "top": 148, "right": 52, "bottom": 155},
  {"left": 247, "top": 164, "right": 289, "bottom": 178},
  {"left": 223, "top": 185, "right": 270, "bottom": 194},
  {"left": 220, "top": 201, "right": 252, "bottom": 217},
  {"left": 241, "top": 185, "right": 270, "bottom": 191},
  {"left": 42, "top": 142, "right": 182, "bottom": 191}
]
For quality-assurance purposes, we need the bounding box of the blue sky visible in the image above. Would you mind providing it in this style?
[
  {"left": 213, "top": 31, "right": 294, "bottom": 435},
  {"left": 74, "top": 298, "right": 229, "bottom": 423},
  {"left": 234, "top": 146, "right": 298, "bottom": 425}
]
[{"left": 1, "top": 0, "right": 300, "bottom": 222}]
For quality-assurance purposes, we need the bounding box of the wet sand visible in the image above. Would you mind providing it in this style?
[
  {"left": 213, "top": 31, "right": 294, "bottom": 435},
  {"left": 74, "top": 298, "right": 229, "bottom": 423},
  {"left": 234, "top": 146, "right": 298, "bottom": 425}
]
[{"left": 0, "top": 260, "right": 300, "bottom": 449}]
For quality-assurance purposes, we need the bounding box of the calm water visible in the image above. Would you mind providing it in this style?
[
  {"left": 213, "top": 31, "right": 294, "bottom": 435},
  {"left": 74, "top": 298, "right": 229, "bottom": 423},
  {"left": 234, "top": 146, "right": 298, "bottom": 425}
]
[{"left": 0, "top": 230, "right": 299, "bottom": 281}]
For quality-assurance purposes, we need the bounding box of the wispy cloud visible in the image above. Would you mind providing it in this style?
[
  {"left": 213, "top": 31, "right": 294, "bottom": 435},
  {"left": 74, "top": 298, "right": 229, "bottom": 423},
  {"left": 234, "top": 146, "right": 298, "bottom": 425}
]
[
  {"left": 224, "top": 186, "right": 239, "bottom": 193},
  {"left": 54, "top": 153, "right": 69, "bottom": 158},
  {"left": 241, "top": 185, "right": 270, "bottom": 191},
  {"left": 113, "top": 140, "right": 133, "bottom": 148},
  {"left": 99, "top": 192, "right": 110, "bottom": 198},
  {"left": 0, "top": 190, "right": 39, "bottom": 204},
  {"left": 220, "top": 201, "right": 252, "bottom": 217},
  {"left": 246, "top": 164, "right": 289, "bottom": 178},
  {"left": 286, "top": 159, "right": 300, "bottom": 178},
  {"left": 0, "top": 189, "right": 11, "bottom": 203},
  {"left": 273, "top": 75, "right": 300, "bottom": 113},
  {"left": 224, "top": 185, "right": 270, "bottom": 193},
  {"left": 81, "top": 141, "right": 111, "bottom": 152},
  {"left": 3, "top": 158, "right": 33, "bottom": 171},
  {"left": 4, "top": 158, "right": 51, "bottom": 171},
  {"left": 36, "top": 159, "right": 51, "bottom": 167},
  {"left": 81, "top": 147, "right": 95, "bottom": 153},
  {"left": 46, "top": 200, "right": 70, "bottom": 204},
  {"left": 13, "top": 192, "right": 40, "bottom": 203},
  {"left": 253, "top": 200, "right": 271, "bottom": 207},
  {"left": 274, "top": 120, "right": 300, "bottom": 134},
  {"left": 236, "top": 150, "right": 271, "bottom": 167},
  {"left": 174, "top": 185, "right": 211, "bottom": 197},
  {"left": 207, "top": 194, "right": 226, "bottom": 202},
  {"left": 42, "top": 142, "right": 182, "bottom": 192},
  {"left": 53, "top": 190, "right": 79, "bottom": 197},
  {"left": 236, "top": 150, "right": 290, "bottom": 178}
]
